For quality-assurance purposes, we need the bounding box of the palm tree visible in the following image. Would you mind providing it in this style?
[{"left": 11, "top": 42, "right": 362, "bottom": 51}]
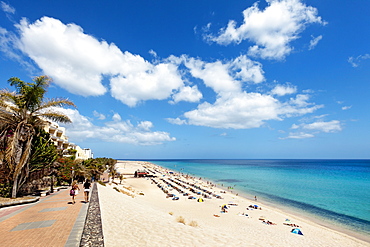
[{"left": 0, "top": 75, "right": 76, "bottom": 198}]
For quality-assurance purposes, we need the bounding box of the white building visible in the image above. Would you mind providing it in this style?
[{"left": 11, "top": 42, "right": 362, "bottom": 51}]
[{"left": 44, "top": 121, "right": 93, "bottom": 160}]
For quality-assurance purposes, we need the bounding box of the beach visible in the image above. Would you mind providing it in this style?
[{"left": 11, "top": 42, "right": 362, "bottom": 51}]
[{"left": 98, "top": 161, "right": 369, "bottom": 247}]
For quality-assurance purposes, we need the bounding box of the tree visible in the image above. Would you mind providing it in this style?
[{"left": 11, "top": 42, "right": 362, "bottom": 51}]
[
  {"left": 83, "top": 158, "right": 106, "bottom": 181},
  {"left": 29, "top": 129, "right": 58, "bottom": 175},
  {"left": 0, "top": 76, "right": 75, "bottom": 198}
]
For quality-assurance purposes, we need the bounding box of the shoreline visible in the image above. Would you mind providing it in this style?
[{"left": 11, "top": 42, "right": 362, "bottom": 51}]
[
  {"left": 147, "top": 160, "right": 370, "bottom": 243},
  {"left": 99, "top": 160, "right": 369, "bottom": 246},
  {"left": 188, "top": 175, "right": 370, "bottom": 243}
]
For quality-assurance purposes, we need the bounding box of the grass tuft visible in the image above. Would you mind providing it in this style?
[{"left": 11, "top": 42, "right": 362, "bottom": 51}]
[
  {"left": 176, "top": 216, "right": 186, "bottom": 224},
  {"left": 189, "top": 220, "right": 198, "bottom": 227}
]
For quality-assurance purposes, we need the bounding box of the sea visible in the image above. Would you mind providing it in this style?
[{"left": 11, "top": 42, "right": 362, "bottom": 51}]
[{"left": 139, "top": 159, "right": 370, "bottom": 236}]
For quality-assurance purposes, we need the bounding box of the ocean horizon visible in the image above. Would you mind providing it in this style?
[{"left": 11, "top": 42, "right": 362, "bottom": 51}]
[{"left": 126, "top": 159, "right": 370, "bottom": 236}]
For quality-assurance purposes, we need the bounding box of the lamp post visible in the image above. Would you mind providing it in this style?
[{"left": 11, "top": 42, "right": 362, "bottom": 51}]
[{"left": 71, "top": 166, "right": 74, "bottom": 185}]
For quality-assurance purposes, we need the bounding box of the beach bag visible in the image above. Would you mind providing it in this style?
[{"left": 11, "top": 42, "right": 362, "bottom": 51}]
[{"left": 70, "top": 189, "right": 75, "bottom": 196}]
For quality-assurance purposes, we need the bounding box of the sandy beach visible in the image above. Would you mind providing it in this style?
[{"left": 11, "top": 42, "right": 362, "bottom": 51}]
[{"left": 98, "top": 161, "right": 369, "bottom": 247}]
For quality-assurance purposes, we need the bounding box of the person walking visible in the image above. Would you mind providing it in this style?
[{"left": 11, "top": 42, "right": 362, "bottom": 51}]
[
  {"left": 83, "top": 179, "right": 91, "bottom": 203},
  {"left": 70, "top": 180, "right": 80, "bottom": 204}
]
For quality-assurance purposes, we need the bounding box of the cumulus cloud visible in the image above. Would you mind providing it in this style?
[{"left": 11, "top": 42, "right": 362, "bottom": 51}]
[
  {"left": 93, "top": 110, "right": 106, "bottom": 120},
  {"left": 177, "top": 91, "right": 321, "bottom": 129},
  {"left": 110, "top": 62, "right": 184, "bottom": 107},
  {"left": 205, "top": 0, "right": 326, "bottom": 59},
  {"left": 302, "top": 120, "right": 342, "bottom": 133},
  {"left": 282, "top": 119, "right": 342, "bottom": 139},
  {"left": 183, "top": 92, "right": 280, "bottom": 129},
  {"left": 166, "top": 118, "right": 187, "bottom": 125},
  {"left": 171, "top": 85, "right": 203, "bottom": 104},
  {"left": 2, "top": 16, "right": 328, "bottom": 133},
  {"left": 59, "top": 109, "right": 176, "bottom": 145},
  {"left": 271, "top": 84, "right": 297, "bottom": 96},
  {"left": 309, "top": 35, "right": 322, "bottom": 50},
  {"left": 10, "top": 17, "right": 189, "bottom": 106},
  {"left": 184, "top": 55, "right": 265, "bottom": 94},
  {"left": 165, "top": 56, "right": 322, "bottom": 130}
]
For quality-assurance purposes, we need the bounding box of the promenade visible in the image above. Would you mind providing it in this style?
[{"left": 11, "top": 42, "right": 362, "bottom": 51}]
[{"left": 0, "top": 185, "right": 88, "bottom": 247}]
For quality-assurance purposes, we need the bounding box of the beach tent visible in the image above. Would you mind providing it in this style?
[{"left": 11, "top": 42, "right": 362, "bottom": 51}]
[
  {"left": 291, "top": 228, "right": 303, "bottom": 235},
  {"left": 197, "top": 198, "right": 204, "bottom": 202}
]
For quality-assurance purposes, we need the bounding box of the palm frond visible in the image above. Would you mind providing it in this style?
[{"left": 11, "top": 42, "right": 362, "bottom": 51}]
[
  {"left": 37, "top": 112, "right": 72, "bottom": 124},
  {"left": 37, "top": 98, "right": 76, "bottom": 111}
]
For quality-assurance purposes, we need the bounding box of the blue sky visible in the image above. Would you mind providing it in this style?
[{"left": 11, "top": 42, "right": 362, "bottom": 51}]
[{"left": 0, "top": 0, "right": 369, "bottom": 159}]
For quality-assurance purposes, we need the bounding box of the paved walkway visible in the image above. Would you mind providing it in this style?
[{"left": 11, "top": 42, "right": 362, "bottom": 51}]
[{"left": 0, "top": 185, "right": 89, "bottom": 247}]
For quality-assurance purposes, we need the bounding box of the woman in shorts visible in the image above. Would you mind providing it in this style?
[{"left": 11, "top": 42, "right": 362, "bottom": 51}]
[
  {"left": 71, "top": 180, "right": 80, "bottom": 204},
  {"left": 83, "top": 179, "right": 91, "bottom": 203}
]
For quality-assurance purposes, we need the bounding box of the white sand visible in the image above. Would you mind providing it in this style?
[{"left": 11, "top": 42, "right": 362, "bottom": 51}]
[{"left": 98, "top": 161, "right": 369, "bottom": 247}]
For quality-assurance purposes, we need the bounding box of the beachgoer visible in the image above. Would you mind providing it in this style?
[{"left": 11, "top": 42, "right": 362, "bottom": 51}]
[
  {"left": 255, "top": 196, "right": 257, "bottom": 201},
  {"left": 71, "top": 180, "right": 80, "bottom": 204},
  {"left": 83, "top": 179, "right": 91, "bottom": 202}
]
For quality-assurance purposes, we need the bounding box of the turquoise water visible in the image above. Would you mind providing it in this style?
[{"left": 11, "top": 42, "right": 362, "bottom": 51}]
[{"left": 142, "top": 159, "right": 370, "bottom": 235}]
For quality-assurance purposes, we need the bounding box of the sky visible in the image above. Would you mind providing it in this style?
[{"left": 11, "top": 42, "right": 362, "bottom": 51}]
[{"left": 0, "top": 0, "right": 369, "bottom": 159}]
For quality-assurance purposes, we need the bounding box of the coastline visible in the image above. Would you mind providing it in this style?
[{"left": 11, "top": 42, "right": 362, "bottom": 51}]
[
  {"left": 99, "top": 160, "right": 369, "bottom": 247},
  {"left": 184, "top": 174, "right": 370, "bottom": 244},
  {"left": 147, "top": 159, "right": 370, "bottom": 242}
]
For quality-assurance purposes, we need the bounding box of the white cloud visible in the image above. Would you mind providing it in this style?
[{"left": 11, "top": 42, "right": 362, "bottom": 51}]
[
  {"left": 167, "top": 56, "right": 322, "bottom": 130},
  {"left": 166, "top": 118, "right": 187, "bottom": 125},
  {"left": 282, "top": 119, "right": 342, "bottom": 139},
  {"left": 1, "top": 1, "right": 15, "bottom": 14},
  {"left": 291, "top": 124, "right": 300, "bottom": 129},
  {"left": 184, "top": 92, "right": 280, "bottom": 129},
  {"left": 15, "top": 17, "right": 116, "bottom": 96},
  {"left": 110, "top": 62, "right": 184, "bottom": 107},
  {"left": 302, "top": 120, "right": 342, "bottom": 133},
  {"left": 309, "top": 35, "right": 322, "bottom": 50},
  {"left": 348, "top": 54, "right": 370, "bottom": 67},
  {"left": 137, "top": 121, "right": 153, "bottom": 131},
  {"left": 171, "top": 85, "right": 203, "bottom": 104},
  {"left": 59, "top": 108, "right": 176, "bottom": 145},
  {"left": 342, "top": 106, "right": 352, "bottom": 110},
  {"left": 12, "top": 17, "right": 188, "bottom": 106},
  {"left": 271, "top": 84, "right": 297, "bottom": 96},
  {"left": 112, "top": 113, "right": 121, "bottom": 121},
  {"left": 181, "top": 90, "right": 321, "bottom": 129},
  {"left": 185, "top": 58, "right": 242, "bottom": 94},
  {"left": 4, "top": 16, "right": 327, "bottom": 133},
  {"left": 0, "top": 27, "right": 33, "bottom": 69},
  {"left": 93, "top": 110, "right": 106, "bottom": 120},
  {"left": 206, "top": 0, "right": 326, "bottom": 60},
  {"left": 282, "top": 132, "right": 314, "bottom": 139},
  {"left": 184, "top": 55, "right": 264, "bottom": 94}
]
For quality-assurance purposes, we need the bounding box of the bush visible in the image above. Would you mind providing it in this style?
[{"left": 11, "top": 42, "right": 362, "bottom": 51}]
[
  {"left": 0, "top": 183, "right": 12, "bottom": 198},
  {"left": 176, "top": 216, "right": 186, "bottom": 224},
  {"left": 189, "top": 220, "right": 198, "bottom": 227}
]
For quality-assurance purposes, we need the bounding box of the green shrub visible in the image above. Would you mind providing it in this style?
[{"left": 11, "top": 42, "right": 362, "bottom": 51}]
[{"left": 0, "top": 183, "right": 12, "bottom": 198}]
